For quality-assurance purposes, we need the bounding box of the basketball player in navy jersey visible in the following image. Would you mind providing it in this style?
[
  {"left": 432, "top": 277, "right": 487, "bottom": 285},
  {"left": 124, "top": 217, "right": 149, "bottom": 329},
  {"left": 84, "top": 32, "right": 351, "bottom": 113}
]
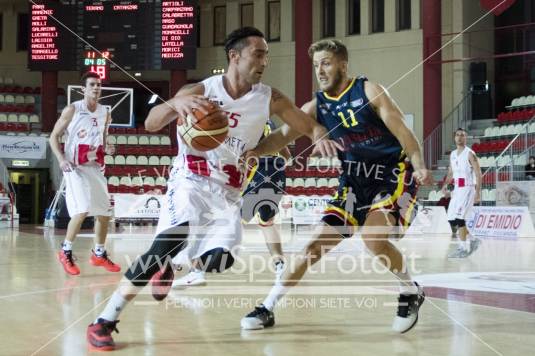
[{"left": 241, "top": 39, "right": 432, "bottom": 333}]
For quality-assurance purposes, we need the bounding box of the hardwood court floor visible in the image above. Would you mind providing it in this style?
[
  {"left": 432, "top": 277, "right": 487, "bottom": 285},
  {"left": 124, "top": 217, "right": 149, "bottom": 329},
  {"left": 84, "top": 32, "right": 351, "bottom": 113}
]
[{"left": 1, "top": 225, "right": 534, "bottom": 355}]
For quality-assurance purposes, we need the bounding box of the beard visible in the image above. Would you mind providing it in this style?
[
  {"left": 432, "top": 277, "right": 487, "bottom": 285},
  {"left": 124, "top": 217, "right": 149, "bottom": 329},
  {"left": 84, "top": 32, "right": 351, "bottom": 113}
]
[{"left": 322, "top": 70, "right": 344, "bottom": 93}]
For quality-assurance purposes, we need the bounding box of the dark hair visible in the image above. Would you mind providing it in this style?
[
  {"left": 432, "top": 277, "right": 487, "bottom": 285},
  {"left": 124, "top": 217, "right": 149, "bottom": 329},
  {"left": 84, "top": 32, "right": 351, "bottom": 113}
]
[
  {"left": 308, "top": 39, "right": 348, "bottom": 61},
  {"left": 81, "top": 72, "right": 101, "bottom": 86},
  {"left": 455, "top": 127, "right": 467, "bottom": 135},
  {"left": 530, "top": 156, "right": 535, "bottom": 161},
  {"left": 224, "top": 27, "right": 265, "bottom": 62}
]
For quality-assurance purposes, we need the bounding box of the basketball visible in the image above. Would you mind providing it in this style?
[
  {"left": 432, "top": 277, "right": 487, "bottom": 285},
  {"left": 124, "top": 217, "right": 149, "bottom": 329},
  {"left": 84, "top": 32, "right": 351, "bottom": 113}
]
[{"left": 177, "top": 104, "right": 229, "bottom": 151}]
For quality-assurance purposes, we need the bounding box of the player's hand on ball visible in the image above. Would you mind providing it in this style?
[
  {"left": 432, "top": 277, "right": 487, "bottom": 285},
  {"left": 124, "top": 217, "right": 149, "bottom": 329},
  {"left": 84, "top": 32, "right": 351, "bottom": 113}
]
[
  {"left": 311, "top": 138, "right": 343, "bottom": 157},
  {"left": 60, "top": 159, "right": 74, "bottom": 172},
  {"left": 413, "top": 169, "right": 433, "bottom": 185},
  {"left": 170, "top": 95, "right": 212, "bottom": 125}
]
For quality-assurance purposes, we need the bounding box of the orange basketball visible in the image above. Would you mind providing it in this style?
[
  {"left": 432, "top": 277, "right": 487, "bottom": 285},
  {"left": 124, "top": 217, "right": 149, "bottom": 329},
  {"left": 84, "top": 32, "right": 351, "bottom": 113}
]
[{"left": 177, "top": 104, "right": 229, "bottom": 151}]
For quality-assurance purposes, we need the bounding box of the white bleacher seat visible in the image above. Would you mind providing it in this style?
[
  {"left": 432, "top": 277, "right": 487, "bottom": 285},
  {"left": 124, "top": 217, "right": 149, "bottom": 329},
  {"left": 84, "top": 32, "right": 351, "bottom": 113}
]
[
  {"left": 29, "top": 114, "right": 39, "bottom": 123},
  {"left": 125, "top": 155, "right": 137, "bottom": 165},
  {"left": 131, "top": 176, "right": 143, "bottom": 186},
  {"left": 489, "top": 189, "right": 496, "bottom": 201},
  {"left": 144, "top": 177, "right": 155, "bottom": 186},
  {"left": 285, "top": 178, "right": 293, "bottom": 187},
  {"left": 14, "top": 95, "right": 24, "bottom": 104},
  {"left": 4, "top": 77, "right": 13, "bottom": 85},
  {"left": 28, "top": 132, "right": 37, "bottom": 137},
  {"left": 293, "top": 178, "right": 305, "bottom": 188},
  {"left": 127, "top": 136, "right": 138, "bottom": 145},
  {"left": 491, "top": 126, "right": 500, "bottom": 137},
  {"left": 483, "top": 127, "right": 492, "bottom": 137},
  {"left": 515, "top": 154, "right": 527, "bottom": 165},
  {"left": 7, "top": 114, "right": 18, "bottom": 122},
  {"left": 108, "top": 176, "right": 120, "bottom": 186},
  {"left": 527, "top": 95, "right": 535, "bottom": 105},
  {"left": 318, "top": 157, "right": 331, "bottom": 167},
  {"left": 0, "top": 94, "right": 4, "bottom": 103},
  {"left": 155, "top": 176, "right": 167, "bottom": 186},
  {"left": 308, "top": 157, "right": 319, "bottom": 167},
  {"left": 0, "top": 114, "right": 7, "bottom": 122},
  {"left": 119, "top": 176, "right": 132, "bottom": 186},
  {"left": 479, "top": 157, "right": 488, "bottom": 168},
  {"left": 529, "top": 122, "right": 535, "bottom": 133},
  {"left": 328, "top": 178, "right": 339, "bottom": 188},
  {"left": 499, "top": 125, "right": 508, "bottom": 137},
  {"left": 514, "top": 124, "right": 524, "bottom": 135},
  {"left": 317, "top": 178, "right": 329, "bottom": 187},
  {"left": 160, "top": 136, "right": 171, "bottom": 145},
  {"left": 114, "top": 155, "right": 126, "bottom": 165},
  {"left": 18, "top": 114, "right": 29, "bottom": 123},
  {"left": 137, "top": 156, "right": 148, "bottom": 165},
  {"left": 148, "top": 156, "right": 159, "bottom": 165},
  {"left": 138, "top": 136, "right": 149, "bottom": 145},
  {"left": 482, "top": 189, "right": 489, "bottom": 201},
  {"left": 427, "top": 190, "right": 437, "bottom": 201},
  {"left": 4, "top": 95, "right": 14, "bottom": 104},
  {"left": 487, "top": 156, "right": 496, "bottom": 167},
  {"left": 511, "top": 98, "right": 520, "bottom": 107},
  {"left": 116, "top": 135, "right": 127, "bottom": 145},
  {"left": 104, "top": 155, "right": 114, "bottom": 165},
  {"left": 518, "top": 96, "right": 527, "bottom": 106},
  {"left": 304, "top": 178, "right": 316, "bottom": 188},
  {"left": 160, "top": 156, "right": 172, "bottom": 165},
  {"left": 107, "top": 135, "right": 117, "bottom": 144},
  {"left": 332, "top": 158, "right": 342, "bottom": 167},
  {"left": 149, "top": 136, "right": 160, "bottom": 145},
  {"left": 24, "top": 96, "right": 35, "bottom": 104},
  {"left": 39, "top": 133, "right": 49, "bottom": 137}
]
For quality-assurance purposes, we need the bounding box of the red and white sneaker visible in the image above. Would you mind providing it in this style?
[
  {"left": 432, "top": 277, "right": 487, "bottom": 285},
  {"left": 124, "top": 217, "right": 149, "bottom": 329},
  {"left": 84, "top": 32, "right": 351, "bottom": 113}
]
[
  {"left": 90, "top": 250, "right": 121, "bottom": 272},
  {"left": 58, "top": 249, "right": 80, "bottom": 275},
  {"left": 87, "top": 318, "right": 119, "bottom": 351}
]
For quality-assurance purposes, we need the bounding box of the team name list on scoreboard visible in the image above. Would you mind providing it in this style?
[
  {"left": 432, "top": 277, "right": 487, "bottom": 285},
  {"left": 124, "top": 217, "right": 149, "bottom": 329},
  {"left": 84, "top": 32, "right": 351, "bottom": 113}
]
[{"left": 161, "top": 1, "right": 194, "bottom": 59}]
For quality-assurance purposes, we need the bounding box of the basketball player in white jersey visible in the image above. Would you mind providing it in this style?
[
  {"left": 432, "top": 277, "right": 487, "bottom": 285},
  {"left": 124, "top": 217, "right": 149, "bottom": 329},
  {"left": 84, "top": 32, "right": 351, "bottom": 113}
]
[
  {"left": 50, "top": 72, "right": 120, "bottom": 276},
  {"left": 87, "top": 27, "right": 341, "bottom": 351},
  {"left": 441, "top": 128, "right": 482, "bottom": 258}
]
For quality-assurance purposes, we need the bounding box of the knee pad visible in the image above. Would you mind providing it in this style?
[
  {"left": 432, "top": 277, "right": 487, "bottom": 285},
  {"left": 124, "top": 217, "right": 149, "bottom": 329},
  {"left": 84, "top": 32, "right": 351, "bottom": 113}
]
[
  {"left": 257, "top": 204, "right": 276, "bottom": 225},
  {"left": 321, "top": 214, "right": 354, "bottom": 238},
  {"left": 125, "top": 224, "right": 188, "bottom": 286},
  {"left": 198, "top": 248, "right": 235, "bottom": 273}
]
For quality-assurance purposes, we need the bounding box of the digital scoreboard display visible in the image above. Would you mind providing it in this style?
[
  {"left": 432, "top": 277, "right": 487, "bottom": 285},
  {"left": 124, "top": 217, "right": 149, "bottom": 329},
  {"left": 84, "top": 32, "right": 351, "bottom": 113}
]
[{"left": 28, "top": 0, "right": 198, "bottom": 72}]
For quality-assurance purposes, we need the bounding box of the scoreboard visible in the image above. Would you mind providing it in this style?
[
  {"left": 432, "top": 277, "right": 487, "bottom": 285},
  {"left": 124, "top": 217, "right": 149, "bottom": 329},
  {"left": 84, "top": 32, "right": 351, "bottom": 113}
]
[{"left": 28, "top": 0, "right": 198, "bottom": 73}]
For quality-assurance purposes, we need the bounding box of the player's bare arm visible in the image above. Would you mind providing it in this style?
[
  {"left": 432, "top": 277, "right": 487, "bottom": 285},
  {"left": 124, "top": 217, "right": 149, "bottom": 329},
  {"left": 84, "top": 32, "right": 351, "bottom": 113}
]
[
  {"left": 269, "top": 89, "right": 342, "bottom": 157},
  {"left": 441, "top": 165, "right": 453, "bottom": 196},
  {"left": 49, "top": 104, "right": 76, "bottom": 172},
  {"left": 145, "top": 83, "right": 211, "bottom": 132},
  {"left": 469, "top": 152, "right": 483, "bottom": 203},
  {"left": 365, "top": 81, "right": 432, "bottom": 185}
]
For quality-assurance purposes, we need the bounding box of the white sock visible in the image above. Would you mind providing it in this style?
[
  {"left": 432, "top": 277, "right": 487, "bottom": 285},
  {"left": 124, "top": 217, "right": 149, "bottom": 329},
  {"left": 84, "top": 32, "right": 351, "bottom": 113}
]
[
  {"left": 262, "top": 283, "right": 289, "bottom": 311},
  {"left": 395, "top": 270, "right": 417, "bottom": 294},
  {"left": 96, "top": 291, "right": 128, "bottom": 323},
  {"left": 461, "top": 239, "right": 471, "bottom": 251},
  {"left": 94, "top": 244, "right": 105, "bottom": 256},
  {"left": 62, "top": 240, "right": 73, "bottom": 251}
]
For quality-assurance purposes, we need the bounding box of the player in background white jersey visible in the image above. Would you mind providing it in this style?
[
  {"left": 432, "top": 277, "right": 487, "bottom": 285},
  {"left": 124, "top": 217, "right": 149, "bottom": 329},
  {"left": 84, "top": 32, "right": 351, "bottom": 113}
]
[
  {"left": 441, "top": 128, "right": 482, "bottom": 258},
  {"left": 87, "top": 27, "right": 341, "bottom": 351},
  {"left": 49, "top": 72, "right": 120, "bottom": 276}
]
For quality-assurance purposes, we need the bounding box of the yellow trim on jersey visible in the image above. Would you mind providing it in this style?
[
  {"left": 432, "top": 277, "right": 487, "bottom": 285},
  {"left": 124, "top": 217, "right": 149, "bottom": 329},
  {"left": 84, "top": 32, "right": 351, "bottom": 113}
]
[
  {"left": 324, "top": 205, "right": 359, "bottom": 226},
  {"left": 403, "top": 196, "right": 417, "bottom": 228},
  {"left": 370, "top": 162, "right": 406, "bottom": 211},
  {"left": 322, "top": 78, "right": 356, "bottom": 101}
]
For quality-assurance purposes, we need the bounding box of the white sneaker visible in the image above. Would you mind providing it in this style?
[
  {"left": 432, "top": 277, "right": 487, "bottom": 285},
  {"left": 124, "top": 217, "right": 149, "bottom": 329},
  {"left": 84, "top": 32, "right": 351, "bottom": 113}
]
[
  {"left": 448, "top": 247, "right": 469, "bottom": 258},
  {"left": 171, "top": 270, "right": 206, "bottom": 288},
  {"left": 467, "top": 238, "right": 481, "bottom": 256},
  {"left": 392, "top": 282, "right": 425, "bottom": 333}
]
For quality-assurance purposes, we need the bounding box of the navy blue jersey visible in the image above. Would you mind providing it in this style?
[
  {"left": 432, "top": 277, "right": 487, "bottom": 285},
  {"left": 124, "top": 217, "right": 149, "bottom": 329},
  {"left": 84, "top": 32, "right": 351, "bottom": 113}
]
[{"left": 316, "top": 77, "right": 405, "bottom": 172}]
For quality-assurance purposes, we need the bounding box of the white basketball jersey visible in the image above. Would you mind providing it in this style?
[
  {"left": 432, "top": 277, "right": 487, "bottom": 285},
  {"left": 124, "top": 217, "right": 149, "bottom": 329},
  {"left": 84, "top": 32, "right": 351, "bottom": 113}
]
[
  {"left": 450, "top": 147, "right": 476, "bottom": 187},
  {"left": 64, "top": 100, "right": 108, "bottom": 166},
  {"left": 173, "top": 75, "right": 271, "bottom": 190}
]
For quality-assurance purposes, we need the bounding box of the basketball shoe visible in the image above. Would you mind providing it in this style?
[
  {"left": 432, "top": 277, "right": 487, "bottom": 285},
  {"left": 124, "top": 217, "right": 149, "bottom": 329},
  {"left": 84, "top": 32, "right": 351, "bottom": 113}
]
[
  {"left": 87, "top": 318, "right": 119, "bottom": 351},
  {"left": 58, "top": 249, "right": 80, "bottom": 275},
  {"left": 392, "top": 282, "right": 425, "bottom": 333},
  {"left": 90, "top": 250, "right": 121, "bottom": 272}
]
